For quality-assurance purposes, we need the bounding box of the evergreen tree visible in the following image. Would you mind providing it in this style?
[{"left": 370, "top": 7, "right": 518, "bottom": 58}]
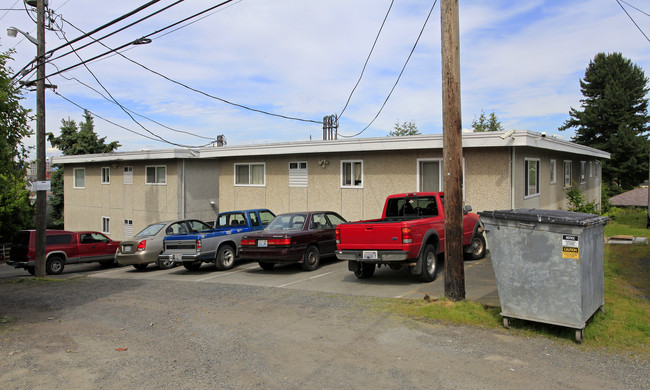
[
  {"left": 389, "top": 120, "right": 420, "bottom": 136},
  {"left": 0, "top": 50, "right": 34, "bottom": 242},
  {"left": 47, "top": 110, "right": 120, "bottom": 226},
  {"left": 472, "top": 110, "right": 504, "bottom": 132},
  {"left": 560, "top": 52, "right": 649, "bottom": 191}
]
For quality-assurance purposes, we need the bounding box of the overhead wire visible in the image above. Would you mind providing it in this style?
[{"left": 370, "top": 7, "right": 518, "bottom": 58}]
[
  {"left": 338, "top": 0, "right": 438, "bottom": 138},
  {"left": 338, "top": 0, "right": 395, "bottom": 120},
  {"left": 616, "top": 0, "right": 650, "bottom": 43}
]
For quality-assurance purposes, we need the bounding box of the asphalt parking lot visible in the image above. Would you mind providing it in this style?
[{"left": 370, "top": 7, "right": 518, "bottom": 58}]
[{"left": 0, "top": 256, "right": 500, "bottom": 305}]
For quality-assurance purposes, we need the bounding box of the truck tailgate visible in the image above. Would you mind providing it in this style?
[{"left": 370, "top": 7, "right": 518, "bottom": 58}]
[{"left": 338, "top": 221, "right": 403, "bottom": 250}]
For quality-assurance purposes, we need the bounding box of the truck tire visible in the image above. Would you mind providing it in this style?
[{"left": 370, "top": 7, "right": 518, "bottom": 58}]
[
  {"left": 183, "top": 262, "right": 202, "bottom": 271},
  {"left": 157, "top": 253, "right": 174, "bottom": 270},
  {"left": 353, "top": 262, "right": 375, "bottom": 279},
  {"left": 216, "top": 244, "right": 236, "bottom": 270},
  {"left": 46, "top": 255, "right": 65, "bottom": 275},
  {"left": 464, "top": 234, "right": 486, "bottom": 260},
  {"left": 418, "top": 244, "right": 438, "bottom": 282},
  {"left": 27, "top": 267, "right": 35, "bottom": 276},
  {"left": 301, "top": 245, "right": 320, "bottom": 271}
]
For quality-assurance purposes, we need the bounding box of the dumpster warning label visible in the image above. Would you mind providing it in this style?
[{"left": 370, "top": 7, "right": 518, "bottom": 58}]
[{"left": 562, "top": 234, "right": 579, "bottom": 259}]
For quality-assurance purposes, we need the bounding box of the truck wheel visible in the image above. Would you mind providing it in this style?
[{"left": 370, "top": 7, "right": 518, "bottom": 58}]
[
  {"left": 301, "top": 245, "right": 320, "bottom": 271},
  {"left": 464, "top": 234, "right": 486, "bottom": 260},
  {"left": 259, "top": 262, "right": 275, "bottom": 271},
  {"left": 353, "top": 262, "right": 375, "bottom": 279},
  {"left": 216, "top": 244, "right": 236, "bottom": 271},
  {"left": 46, "top": 256, "right": 65, "bottom": 275},
  {"left": 157, "top": 254, "right": 174, "bottom": 270},
  {"left": 183, "top": 262, "right": 202, "bottom": 271},
  {"left": 418, "top": 244, "right": 438, "bottom": 282},
  {"left": 133, "top": 264, "right": 148, "bottom": 271},
  {"left": 27, "top": 267, "right": 35, "bottom": 276}
]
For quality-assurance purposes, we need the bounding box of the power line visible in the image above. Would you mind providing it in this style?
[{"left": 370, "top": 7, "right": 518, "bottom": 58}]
[
  {"left": 338, "top": 0, "right": 395, "bottom": 119},
  {"left": 619, "top": 0, "right": 650, "bottom": 18},
  {"left": 339, "top": 0, "right": 438, "bottom": 138},
  {"left": 616, "top": 0, "right": 650, "bottom": 43}
]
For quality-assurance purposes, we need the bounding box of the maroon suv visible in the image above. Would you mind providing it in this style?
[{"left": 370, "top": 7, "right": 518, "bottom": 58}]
[{"left": 7, "top": 230, "right": 120, "bottom": 275}]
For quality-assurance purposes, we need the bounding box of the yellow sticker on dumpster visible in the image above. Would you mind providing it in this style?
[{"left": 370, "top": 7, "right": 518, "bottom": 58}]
[{"left": 562, "top": 234, "right": 579, "bottom": 259}]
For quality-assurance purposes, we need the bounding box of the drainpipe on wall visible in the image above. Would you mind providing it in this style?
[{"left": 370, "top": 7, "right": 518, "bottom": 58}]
[
  {"left": 511, "top": 146, "right": 516, "bottom": 209},
  {"left": 181, "top": 159, "right": 186, "bottom": 219}
]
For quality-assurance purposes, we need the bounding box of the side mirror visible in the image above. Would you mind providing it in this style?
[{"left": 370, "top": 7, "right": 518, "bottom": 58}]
[{"left": 464, "top": 205, "right": 472, "bottom": 215}]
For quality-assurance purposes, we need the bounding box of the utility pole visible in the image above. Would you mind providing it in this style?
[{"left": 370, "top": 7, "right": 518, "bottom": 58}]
[
  {"left": 441, "top": 0, "right": 465, "bottom": 300},
  {"left": 34, "top": 0, "right": 47, "bottom": 277}
]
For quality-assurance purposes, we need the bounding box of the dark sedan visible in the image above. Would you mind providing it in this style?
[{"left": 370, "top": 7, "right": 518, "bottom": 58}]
[{"left": 239, "top": 211, "right": 346, "bottom": 271}]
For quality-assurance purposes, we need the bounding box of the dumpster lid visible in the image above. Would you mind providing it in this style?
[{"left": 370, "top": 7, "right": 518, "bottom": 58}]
[{"left": 478, "top": 209, "right": 609, "bottom": 227}]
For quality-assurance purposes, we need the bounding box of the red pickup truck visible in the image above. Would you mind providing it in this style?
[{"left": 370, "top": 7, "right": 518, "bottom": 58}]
[
  {"left": 7, "top": 230, "right": 120, "bottom": 275},
  {"left": 335, "top": 192, "right": 485, "bottom": 282}
]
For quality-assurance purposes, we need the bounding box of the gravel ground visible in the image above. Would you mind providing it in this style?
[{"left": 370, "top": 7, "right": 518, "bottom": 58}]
[{"left": 0, "top": 277, "right": 648, "bottom": 389}]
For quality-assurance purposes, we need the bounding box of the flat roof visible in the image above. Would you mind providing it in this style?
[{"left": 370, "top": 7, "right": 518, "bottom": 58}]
[{"left": 52, "top": 130, "right": 610, "bottom": 164}]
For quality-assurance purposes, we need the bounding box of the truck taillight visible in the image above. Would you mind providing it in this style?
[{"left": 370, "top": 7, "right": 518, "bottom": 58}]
[
  {"left": 241, "top": 239, "right": 255, "bottom": 246},
  {"left": 335, "top": 228, "right": 340, "bottom": 244},
  {"left": 196, "top": 239, "right": 202, "bottom": 251},
  {"left": 402, "top": 227, "right": 412, "bottom": 244},
  {"left": 136, "top": 240, "right": 146, "bottom": 252}
]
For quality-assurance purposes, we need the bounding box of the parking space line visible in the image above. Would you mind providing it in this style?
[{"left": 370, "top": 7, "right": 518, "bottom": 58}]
[
  {"left": 276, "top": 270, "right": 336, "bottom": 288},
  {"left": 195, "top": 264, "right": 259, "bottom": 282}
]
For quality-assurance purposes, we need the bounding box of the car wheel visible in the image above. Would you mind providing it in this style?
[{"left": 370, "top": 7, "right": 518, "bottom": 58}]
[
  {"left": 183, "top": 262, "right": 202, "bottom": 271},
  {"left": 259, "top": 262, "right": 275, "bottom": 271},
  {"left": 418, "top": 244, "right": 438, "bottom": 282},
  {"left": 301, "top": 245, "right": 320, "bottom": 271},
  {"left": 216, "top": 244, "right": 236, "bottom": 271},
  {"left": 46, "top": 256, "right": 65, "bottom": 275},
  {"left": 353, "top": 262, "right": 375, "bottom": 279},
  {"left": 464, "top": 234, "right": 486, "bottom": 260},
  {"left": 133, "top": 264, "right": 148, "bottom": 271},
  {"left": 157, "top": 255, "right": 174, "bottom": 270}
]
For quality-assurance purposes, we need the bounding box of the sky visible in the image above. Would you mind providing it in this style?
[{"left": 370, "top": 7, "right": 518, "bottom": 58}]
[{"left": 1, "top": 0, "right": 649, "bottom": 158}]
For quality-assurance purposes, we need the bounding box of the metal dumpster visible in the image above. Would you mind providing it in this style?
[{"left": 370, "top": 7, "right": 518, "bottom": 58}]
[{"left": 478, "top": 209, "right": 608, "bottom": 343}]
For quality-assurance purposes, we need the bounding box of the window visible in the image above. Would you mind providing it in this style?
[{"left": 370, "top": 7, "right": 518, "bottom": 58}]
[
  {"left": 418, "top": 159, "right": 443, "bottom": 192},
  {"left": 123, "top": 166, "right": 133, "bottom": 184},
  {"left": 146, "top": 166, "right": 166, "bottom": 185},
  {"left": 124, "top": 219, "right": 133, "bottom": 238},
  {"left": 550, "top": 159, "right": 557, "bottom": 184},
  {"left": 215, "top": 212, "right": 247, "bottom": 227},
  {"left": 102, "top": 217, "right": 110, "bottom": 234},
  {"left": 249, "top": 212, "right": 260, "bottom": 227},
  {"left": 101, "top": 167, "right": 110, "bottom": 184},
  {"left": 580, "top": 161, "right": 586, "bottom": 183},
  {"left": 235, "top": 163, "right": 265, "bottom": 186},
  {"left": 259, "top": 210, "right": 275, "bottom": 225},
  {"left": 73, "top": 168, "right": 85, "bottom": 188},
  {"left": 289, "top": 161, "right": 308, "bottom": 187},
  {"left": 385, "top": 195, "right": 439, "bottom": 218},
  {"left": 341, "top": 160, "right": 363, "bottom": 188},
  {"left": 525, "top": 158, "right": 540, "bottom": 198},
  {"left": 46, "top": 234, "right": 72, "bottom": 245},
  {"left": 564, "top": 160, "right": 573, "bottom": 188}
]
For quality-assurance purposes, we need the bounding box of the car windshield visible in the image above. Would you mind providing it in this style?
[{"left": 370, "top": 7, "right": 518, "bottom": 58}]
[
  {"left": 135, "top": 223, "right": 166, "bottom": 237},
  {"left": 266, "top": 214, "right": 307, "bottom": 231}
]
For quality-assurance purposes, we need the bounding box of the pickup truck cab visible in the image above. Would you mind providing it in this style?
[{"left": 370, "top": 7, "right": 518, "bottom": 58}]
[
  {"left": 160, "top": 209, "right": 275, "bottom": 271},
  {"left": 7, "top": 230, "right": 120, "bottom": 275},
  {"left": 335, "top": 192, "right": 485, "bottom": 282}
]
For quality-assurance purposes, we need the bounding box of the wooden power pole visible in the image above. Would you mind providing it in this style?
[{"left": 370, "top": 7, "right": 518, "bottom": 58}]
[{"left": 441, "top": 0, "right": 465, "bottom": 300}]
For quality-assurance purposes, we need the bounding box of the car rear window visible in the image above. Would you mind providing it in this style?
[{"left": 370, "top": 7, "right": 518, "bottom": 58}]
[{"left": 46, "top": 234, "right": 72, "bottom": 245}]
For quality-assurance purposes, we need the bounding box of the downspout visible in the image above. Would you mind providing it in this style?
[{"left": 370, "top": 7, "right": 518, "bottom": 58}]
[
  {"left": 181, "top": 159, "right": 186, "bottom": 219},
  {"left": 511, "top": 146, "right": 516, "bottom": 209}
]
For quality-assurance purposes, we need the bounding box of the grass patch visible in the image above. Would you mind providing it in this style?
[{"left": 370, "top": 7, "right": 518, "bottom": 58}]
[
  {"left": 604, "top": 208, "right": 650, "bottom": 239},
  {"left": 381, "top": 210, "right": 650, "bottom": 355}
]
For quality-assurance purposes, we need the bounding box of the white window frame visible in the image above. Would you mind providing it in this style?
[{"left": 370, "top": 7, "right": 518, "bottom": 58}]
[
  {"left": 417, "top": 158, "right": 444, "bottom": 192},
  {"left": 101, "top": 167, "right": 110, "bottom": 184},
  {"left": 102, "top": 217, "right": 110, "bottom": 234},
  {"left": 564, "top": 160, "right": 573, "bottom": 188},
  {"left": 234, "top": 163, "right": 266, "bottom": 187},
  {"left": 341, "top": 160, "right": 363, "bottom": 188},
  {"left": 73, "top": 168, "right": 86, "bottom": 189},
  {"left": 524, "top": 158, "right": 540, "bottom": 198},
  {"left": 550, "top": 159, "right": 557, "bottom": 184},
  {"left": 123, "top": 166, "right": 133, "bottom": 185},
  {"left": 580, "top": 161, "right": 586, "bottom": 184},
  {"left": 145, "top": 165, "right": 167, "bottom": 185},
  {"left": 289, "top": 161, "right": 308, "bottom": 187}
]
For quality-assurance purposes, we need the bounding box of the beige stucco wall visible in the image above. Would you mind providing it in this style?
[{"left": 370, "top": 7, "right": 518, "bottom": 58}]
[{"left": 64, "top": 159, "right": 218, "bottom": 240}]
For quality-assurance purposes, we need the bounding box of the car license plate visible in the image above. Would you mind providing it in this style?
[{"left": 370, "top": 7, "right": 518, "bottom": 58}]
[
  {"left": 123, "top": 245, "right": 132, "bottom": 252},
  {"left": 362, "top": 251, "right": 378, "bottom": 260},
  {"left": 173, "top": 253, "right": 183, "bottom": 262},
  {"left": 258, "top": 240, "right": 268, "bottom": 248}
]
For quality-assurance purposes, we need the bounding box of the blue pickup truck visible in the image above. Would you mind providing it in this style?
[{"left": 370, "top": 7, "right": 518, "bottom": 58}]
[{"left": 160, "top": 209, "right": 275, "bottom": 271}]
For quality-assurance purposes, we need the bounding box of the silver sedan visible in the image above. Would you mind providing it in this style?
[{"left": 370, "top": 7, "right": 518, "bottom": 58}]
[{"left": 115, "top": 220, "right": 213, "bottom": 270}]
